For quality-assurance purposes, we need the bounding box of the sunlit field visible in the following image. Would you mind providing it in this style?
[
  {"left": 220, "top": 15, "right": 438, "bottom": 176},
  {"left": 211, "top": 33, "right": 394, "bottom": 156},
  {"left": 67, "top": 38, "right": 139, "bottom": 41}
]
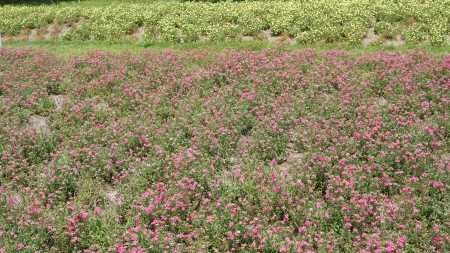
[
  {"left": 1, "top": 0, "right": 450, "bottom": 252},
  {"left": 1, "top": 47, "right": 449, "bottom": 252}
]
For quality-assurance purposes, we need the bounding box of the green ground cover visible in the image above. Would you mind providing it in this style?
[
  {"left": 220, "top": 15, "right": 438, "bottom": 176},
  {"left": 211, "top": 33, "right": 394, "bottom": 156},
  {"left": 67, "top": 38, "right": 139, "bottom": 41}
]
[
  {"left": 1, "top": 0, "right": 450, "bottom": 252},
  {"left": 1, "top": 46, "right": 449, "bottom": 253}
]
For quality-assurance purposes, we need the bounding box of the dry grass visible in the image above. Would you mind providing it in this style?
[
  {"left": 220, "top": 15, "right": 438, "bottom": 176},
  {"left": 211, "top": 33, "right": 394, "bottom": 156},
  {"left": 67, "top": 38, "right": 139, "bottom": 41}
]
[
  {"left": 2, "top": 34, "right": 14, "bottom": 42},
  {"left": 35, "top": 27, "right": 48, "bottom": 41},
  {"left": 18, "top": 28, "right": 31, "bottom": 41}
]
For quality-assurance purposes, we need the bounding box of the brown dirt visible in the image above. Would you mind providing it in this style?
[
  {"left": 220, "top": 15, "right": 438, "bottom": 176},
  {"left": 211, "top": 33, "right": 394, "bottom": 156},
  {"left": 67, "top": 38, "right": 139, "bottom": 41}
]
[
  {"left": 406, "top": 17, "right": 420, "bottom": 25},
  {"left": 241, "top": 35, "right": 254, "bottom": 41},
  {"left": 29, "top": 116, "right": 49, "bottom": 134},
  {"left": 2, "top": 35, "right": 13, "bottom": 42},
  {"left": 273, "top": 34, "right": 297, "bottom": 45},
  {"left": 17, "top": 28, "right": 31, "bottom": 41},
  {"left": 133, "top": 26, "right": 145, "bottom": 42},
  {"left": 383, "top": 34, "right": 406, "bottom": 47},
  {"left": 28, "top": 29, "right": 38, "bottom": 41},
  {"left": 362, "top": 28, "right": 381, "bottom": 46},
  {"left": 49, "top": 95, "right": 68, "bottom": 111},
  {"left": 35, "top": 27, "right": 48, "bottom": 41},
  {"left": 52, "top": 23, "right": 64, "bottom": 39},
  {"left": 254, "top": 32, "right": 266, "bottom": 41}
]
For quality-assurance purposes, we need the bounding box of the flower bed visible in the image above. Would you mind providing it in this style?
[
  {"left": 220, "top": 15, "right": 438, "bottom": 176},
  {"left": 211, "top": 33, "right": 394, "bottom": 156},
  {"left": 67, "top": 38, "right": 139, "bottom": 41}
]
[{"left": 0, "top": 48, "right": 449, "bottom": 252}]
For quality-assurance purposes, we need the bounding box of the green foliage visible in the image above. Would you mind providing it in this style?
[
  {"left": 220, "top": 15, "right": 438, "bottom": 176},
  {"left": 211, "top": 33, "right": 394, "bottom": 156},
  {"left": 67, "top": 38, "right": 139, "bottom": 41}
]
[{"left": 1, "top": 1, "right": 450, "bottom": 45}]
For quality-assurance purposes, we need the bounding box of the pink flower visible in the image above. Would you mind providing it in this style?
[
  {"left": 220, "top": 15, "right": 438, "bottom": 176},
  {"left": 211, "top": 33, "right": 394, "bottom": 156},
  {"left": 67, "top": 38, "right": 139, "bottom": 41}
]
[
  {"left": 115, "top": 244, "right": 125, "bottom": 253},
  {"left": 207, "top": 215, "right": 215, "bottom": 223},
  {"left": 401, "top": 187, "right": 412, "bottom": 194},
  {"left": 434, "top": 225, "right": 439, "bottom": 233},
  {"left": 297, "top": 241, "right": 309, "bottom": 252},
  {"left": 396, "top": 236, "right": 406, "bottom": 247},
  {"left": 432, "top": 237, "right": 443, "bottom": 242}
]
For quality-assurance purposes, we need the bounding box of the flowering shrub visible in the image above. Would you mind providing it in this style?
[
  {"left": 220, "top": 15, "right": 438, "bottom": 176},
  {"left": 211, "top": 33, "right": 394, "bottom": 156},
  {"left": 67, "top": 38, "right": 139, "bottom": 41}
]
[
  {"left": 1, "top": 0, "right": 450, "bottom": 45},
  {"left": 0, "top": 48, "right": 449, "bottom": 252}
]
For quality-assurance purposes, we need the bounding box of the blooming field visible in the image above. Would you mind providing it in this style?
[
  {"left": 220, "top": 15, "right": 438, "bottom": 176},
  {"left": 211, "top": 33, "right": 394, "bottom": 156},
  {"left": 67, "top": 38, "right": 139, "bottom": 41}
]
[
  {"left": 1, "top": 0, "right": 450, "bottom": 45},
  {"left": 0, "top": 48, "right": 450, "bottom": 252}
]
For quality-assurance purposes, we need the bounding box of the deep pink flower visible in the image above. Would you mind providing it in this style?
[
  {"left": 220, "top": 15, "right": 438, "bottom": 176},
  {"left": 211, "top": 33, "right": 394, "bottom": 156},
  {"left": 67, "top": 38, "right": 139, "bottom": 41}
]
[{"left": 396, "top": 236, "right": 406, "bottom": 247}]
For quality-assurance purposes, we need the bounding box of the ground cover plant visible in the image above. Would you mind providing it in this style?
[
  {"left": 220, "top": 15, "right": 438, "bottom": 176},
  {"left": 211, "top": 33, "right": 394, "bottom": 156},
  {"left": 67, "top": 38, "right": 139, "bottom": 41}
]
[
  {"left": 6, "top": 39, "right": 450, "bottom": 59},
  {"left": 1, "top": 0, "right": 450, "bottom": 45},
  {"left": 0, "top": 47, "right": 449, "bottom": 252}
]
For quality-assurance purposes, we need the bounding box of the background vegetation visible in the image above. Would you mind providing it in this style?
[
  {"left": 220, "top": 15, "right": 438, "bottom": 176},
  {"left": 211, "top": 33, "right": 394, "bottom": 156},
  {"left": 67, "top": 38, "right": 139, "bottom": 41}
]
[{"left": 1, "top": 0, "right": 450, "bottom": 46}]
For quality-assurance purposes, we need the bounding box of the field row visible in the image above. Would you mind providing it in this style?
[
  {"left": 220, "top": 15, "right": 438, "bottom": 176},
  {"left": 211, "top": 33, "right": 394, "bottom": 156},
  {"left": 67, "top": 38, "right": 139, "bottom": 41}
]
[
  {"left": 1, "top": 0, "right": 450, "bottom": 45},
  {"left": 0, "top": 48, "right": 449, "bottom": 252}
]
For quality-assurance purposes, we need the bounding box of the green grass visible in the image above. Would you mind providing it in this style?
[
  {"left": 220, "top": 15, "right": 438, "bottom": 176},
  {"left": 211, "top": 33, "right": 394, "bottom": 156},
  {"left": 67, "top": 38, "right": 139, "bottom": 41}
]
[
  {"left": 3, "top": 39, "right": 450, "bottom": 57},
  {"left": 1, "top": 0, "right": 175, "bottom": 7},
  {"left": 2, "top": 40, "right": 146, "bottom": 56}
]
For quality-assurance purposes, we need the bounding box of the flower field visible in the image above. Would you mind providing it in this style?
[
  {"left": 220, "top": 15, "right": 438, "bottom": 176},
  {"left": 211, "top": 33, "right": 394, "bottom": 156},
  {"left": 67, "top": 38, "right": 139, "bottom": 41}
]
[
  {"left": 1, "top": 0, "right": 450, "bottom": 45},
  {"left": 0, "top": 47, "right": 449, "bottom": 252}
]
